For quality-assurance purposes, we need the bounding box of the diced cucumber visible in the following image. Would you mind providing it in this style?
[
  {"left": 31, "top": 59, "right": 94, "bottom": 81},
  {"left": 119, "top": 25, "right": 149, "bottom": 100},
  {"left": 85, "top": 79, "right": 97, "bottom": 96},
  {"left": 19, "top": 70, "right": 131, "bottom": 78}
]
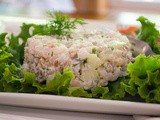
[
  {"left": 81, "top": 69, "right": 99, "bottom": 82},
  {"left": 87, "top": 54, "right": 102, "bottom": 68}
]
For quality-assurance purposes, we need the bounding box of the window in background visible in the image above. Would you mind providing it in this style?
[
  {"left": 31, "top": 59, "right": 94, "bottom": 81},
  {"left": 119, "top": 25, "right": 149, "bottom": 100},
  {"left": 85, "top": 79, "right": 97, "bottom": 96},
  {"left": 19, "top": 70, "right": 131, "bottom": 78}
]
[{"left": 109, "top": 0, "right": 160, "bottom": 13}]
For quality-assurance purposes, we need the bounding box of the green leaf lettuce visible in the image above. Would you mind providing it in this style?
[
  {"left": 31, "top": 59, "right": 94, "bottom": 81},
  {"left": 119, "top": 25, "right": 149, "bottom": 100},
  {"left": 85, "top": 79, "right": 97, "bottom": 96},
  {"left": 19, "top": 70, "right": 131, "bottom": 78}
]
[
  {"left": 136, "top": 16, "right": 160, "bottom": 53},
  {"left": 123, "top": 54, "right": 160, "bottom": 103}
]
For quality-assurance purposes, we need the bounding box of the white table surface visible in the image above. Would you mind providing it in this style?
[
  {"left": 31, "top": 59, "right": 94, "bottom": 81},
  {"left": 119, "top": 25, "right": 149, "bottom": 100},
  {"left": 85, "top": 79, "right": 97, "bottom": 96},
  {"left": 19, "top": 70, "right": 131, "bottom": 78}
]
[{"left": 0, "top": 105, "right": 134, "bottom": 120}]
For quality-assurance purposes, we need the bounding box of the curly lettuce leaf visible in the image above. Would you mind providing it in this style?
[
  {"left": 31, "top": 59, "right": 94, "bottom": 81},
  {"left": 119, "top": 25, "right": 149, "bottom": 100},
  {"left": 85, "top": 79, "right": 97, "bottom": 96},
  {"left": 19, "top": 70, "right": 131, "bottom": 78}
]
[
  {"left": 102, "top": 77, "right": 126, "bottom": 100},
  {"left": 1, "top": 62, "right": 74, "bottom": 95},
  {"left": 2, "top": 63, "right": 22, "bottom": 92},
  {"left": 35, "top": 68, "right": 74, "bottom": 95},
  {"left": 0, "top": 33, "right": 7, "bottom": 48},
  {"left": 0, "top": 47, "right": 13, "bottom": 89},
  {"left": 0, "top": 36, "right": 13, "bottom": 91},
  {"left": 136, "top": 16, "right": 160, "bottom": 53},
  {"left": 68, "top": 86, "right": 109, "bottom": 98},
  {"left": 19, "top": 70, "right": 37, "bottom": 93},
  {"left": 123, "top": 54, "right": 160, "bottom": 103},
  {"left": 7, "top": 23, "right": 33, "bottom": 66},
  {"left": 128, "top": 54, "right": 160, "bottom": 76},
  {"left": 69, "top": 87, "right": 92, "bottom": 98},
  {"left": 2, "top": 63, "right": 41, "bottom": 93},
  {"left": 92, "top": 86, "right": 109, "bottom": 98},
  {"left": 0, "top": 47, "right": 13, "bottom": 64}
]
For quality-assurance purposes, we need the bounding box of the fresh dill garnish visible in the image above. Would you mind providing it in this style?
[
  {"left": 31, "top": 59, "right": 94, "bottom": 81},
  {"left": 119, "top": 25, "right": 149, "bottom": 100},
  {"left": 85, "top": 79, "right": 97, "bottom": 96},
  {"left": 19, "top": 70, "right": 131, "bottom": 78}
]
[{"left": 46, "top": 11, "right": 86, "bottom": 37}]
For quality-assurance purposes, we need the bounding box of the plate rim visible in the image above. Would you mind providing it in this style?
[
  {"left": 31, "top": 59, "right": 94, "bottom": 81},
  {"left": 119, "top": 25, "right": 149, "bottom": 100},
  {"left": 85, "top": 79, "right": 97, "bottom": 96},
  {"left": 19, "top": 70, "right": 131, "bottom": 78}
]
[{"left": 0, "top": 92, "right": 160, "bottom": 116}]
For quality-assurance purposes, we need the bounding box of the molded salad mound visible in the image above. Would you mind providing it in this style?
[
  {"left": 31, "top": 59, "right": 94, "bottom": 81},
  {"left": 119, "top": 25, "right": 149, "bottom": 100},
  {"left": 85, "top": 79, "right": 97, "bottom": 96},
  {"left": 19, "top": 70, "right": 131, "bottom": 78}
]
[
  {"left": 23, "top": 31, "right": 132, "bottom": 89},
  {"left": 0, "top": 12, "right": 160, "bottom": 103}
]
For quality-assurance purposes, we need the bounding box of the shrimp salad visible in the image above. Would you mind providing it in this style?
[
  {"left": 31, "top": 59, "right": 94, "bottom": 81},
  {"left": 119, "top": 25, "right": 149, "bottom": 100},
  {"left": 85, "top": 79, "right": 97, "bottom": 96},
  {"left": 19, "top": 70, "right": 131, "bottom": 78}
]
[{"left": 23, "top": 30, "right": 132, "bottom": 89}]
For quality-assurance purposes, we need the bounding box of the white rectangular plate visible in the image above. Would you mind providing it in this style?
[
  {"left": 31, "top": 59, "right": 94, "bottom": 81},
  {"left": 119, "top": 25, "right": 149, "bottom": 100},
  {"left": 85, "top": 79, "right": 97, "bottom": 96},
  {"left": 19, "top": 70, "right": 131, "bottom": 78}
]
[{"left": 0, "top": 92, "right": 160, "bottom": 116}]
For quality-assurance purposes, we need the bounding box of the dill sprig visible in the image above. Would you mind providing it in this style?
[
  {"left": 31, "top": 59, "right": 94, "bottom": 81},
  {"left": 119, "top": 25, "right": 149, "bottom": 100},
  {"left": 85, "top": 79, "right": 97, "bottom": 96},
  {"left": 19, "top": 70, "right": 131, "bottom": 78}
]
[{"left": 46, "top": 11, "right": 86, "bottom": 37}]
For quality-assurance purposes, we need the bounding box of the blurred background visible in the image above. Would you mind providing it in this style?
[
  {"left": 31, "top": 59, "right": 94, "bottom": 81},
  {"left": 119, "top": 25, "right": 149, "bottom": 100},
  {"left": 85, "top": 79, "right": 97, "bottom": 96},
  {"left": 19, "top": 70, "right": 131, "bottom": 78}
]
[{"left": 0, "top": 0, "right": 160, "bottom": 32}]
